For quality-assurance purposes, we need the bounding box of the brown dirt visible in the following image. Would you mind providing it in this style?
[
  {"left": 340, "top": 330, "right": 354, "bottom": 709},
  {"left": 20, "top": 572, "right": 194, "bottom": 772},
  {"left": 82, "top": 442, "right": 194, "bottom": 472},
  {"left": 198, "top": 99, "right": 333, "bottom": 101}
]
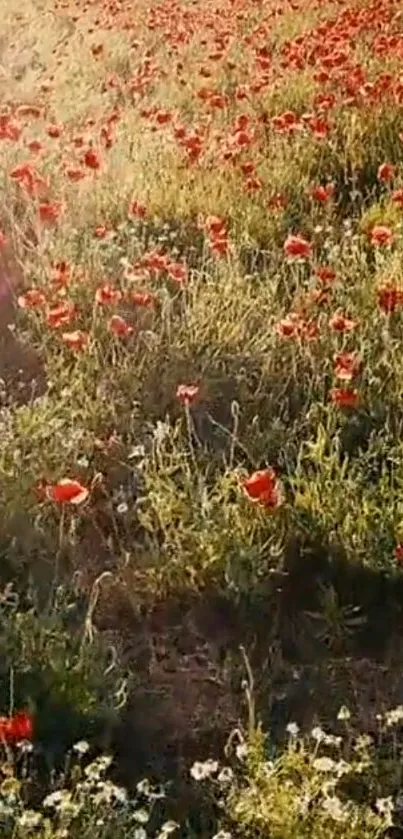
[
  {"left": 95, "top": 587, "right": 241, "bottom": 778},
  {"left": 92, "top": 564, "right": 403, "bottom": 784}
]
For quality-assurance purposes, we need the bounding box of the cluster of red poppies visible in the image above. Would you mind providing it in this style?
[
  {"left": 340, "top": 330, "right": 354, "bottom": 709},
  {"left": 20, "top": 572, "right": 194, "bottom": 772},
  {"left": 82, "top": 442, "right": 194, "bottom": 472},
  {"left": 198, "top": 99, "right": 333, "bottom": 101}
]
[{"left": 2, "top": 0, "right": 403, "bottom": 576}]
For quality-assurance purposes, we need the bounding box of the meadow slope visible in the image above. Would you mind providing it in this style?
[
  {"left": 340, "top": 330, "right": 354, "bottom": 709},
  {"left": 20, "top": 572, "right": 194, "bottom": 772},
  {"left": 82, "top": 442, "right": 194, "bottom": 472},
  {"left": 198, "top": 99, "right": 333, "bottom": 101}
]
[{"left": 2, "top": 0, "right": 403, "bottom": 835}]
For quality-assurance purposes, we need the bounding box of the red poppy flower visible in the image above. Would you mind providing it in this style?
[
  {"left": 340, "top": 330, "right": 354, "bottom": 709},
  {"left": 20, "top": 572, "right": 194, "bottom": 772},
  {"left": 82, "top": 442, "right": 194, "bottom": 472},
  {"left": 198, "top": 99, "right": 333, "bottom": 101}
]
[
  {"left": 329, "top": 311, "right": 358, "bottom": 332},
  {"left": 314, "top": 92, "right": 335, "bottom": 110},
  {"left": 46, "top": 302, "right": 75, "bottom": 329},
  {"left": 108, "top": 315, "right": 133, "bottom": 337},
  {"left": 167, "top": 262, "right": 188, "bottom": 284},
  {"left": 38, "top": 201, "right": 64, "bottom": 224},
  {"left": 243, "top": 468, "right": 282, "bottom": 509},
  {"left": 370, "top": 225, "right": 394, "bottom": 247},
  {"left": 267, "top": 192, "right": 287, "bottom": 211},
  {"left": 204, "top": 215, "right": 226, "bottom": 236},
  {"left": 377, "top": 162, "right": 395, "bottom": 183},
  {"left": 176, "top": 383, "right": 200, "bottom": 406},
  {"left": 309, "top": 183, "right": 335, "bottom": 202},
  {"left": 174, "top": 123, "right": 187, "bottom": 140},
  {"left": 129, "top": 199, "right": 147, "bottom": 219},
  {"left": 0, "top": 711, "right": 33, "bottom": 743},
  {"left": 243, "top": 176, "right": 262, "bottom": 194},
  {"left": 307, "top": 115, "right": 330, "bottom": 139},
  {"left": 330, "top": 388, "right": 359, "bottom": 408},
  {"left": 65, "top": 165, "right": 86, "bottom": 182},
  {"left": 0, "top": 718, "right": 14, "bottom": 742},
  {"left": 391, "top": 189, "right": 403, "bottom": 207},
  {"left": 377, "top": 284, "right": 403, "bottom": 313},
  {"left": 181, "top": 132, "right": 203, "bottom": 163},
  {"left": 275, "top": 313, "right": 301, "bottom": 338},
  {"left": 202, "top": 218, "right": 229, "bottom": 257},
  {"left": 61, "top": 330, "right": 88, "bottom": 351},
  {"left": 283, "top": 235, "right": 312, "bottom": 259},
  {"left": 11, "top": 711, "right": 33, "bottom": 740},
  {"left": 315, "top": 265, "right": 336, "bottom": 284},
  {"left": 47, "top": 479, "right": 89, "bottom": 504},
  {"left": 83, "top": 148, "right": 101, "bottom": 170},
  {"left": 394, "top": 544, "right": 403, "bottom": 563},
  {"left": 18, "top": 288, "right": 46, "bottom": 309},
  {"left": 27, "top": 139, "right": 44, "bottom": 154},
  {"left": 47, "top": 123, "right": 63, "bottom": 138},
  {"left": 207, "top": 93, "right": 228, "bottom": 110},
  {"left": 210, "top": 237, "right": 229, "bottom": 257},
  {"left": 333, "top": 352, "right": 361, "bottom": 381},
  {"left": 95, "top": 284, "right": 122, "bottom": 305},
  {"left": 273, "top": 110, "right": 300, "bottom": 132},
  {"left": 142, "top": 251, "right": 168, "bottom": 273},
  {"left": 233, "top": 128, "right": 253, "bottom": 148},
  {"left": 9, "top": 162, "right": 48, "bottom": 197},
  {"left": 0, "top": 115, "right": 22, "bottom": 141},
  {"left": 131, "top": 291, "right": 156, "bottom": 307},
  {"left": 240, "top": 161, "right": 255, "bottom": 176},
  {"left": 94, "top": 225, "right": 111, "bottom": 239},
  {"left": 155, "top": 109, "right": 172, "bottom": 125}
]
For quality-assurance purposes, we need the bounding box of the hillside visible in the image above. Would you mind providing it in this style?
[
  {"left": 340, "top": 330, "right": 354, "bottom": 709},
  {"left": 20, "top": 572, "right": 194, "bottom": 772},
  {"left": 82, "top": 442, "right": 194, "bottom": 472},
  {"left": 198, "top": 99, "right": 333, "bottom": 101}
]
[{"left": 1, "top": 0, "right": 403, "bottom": 836}]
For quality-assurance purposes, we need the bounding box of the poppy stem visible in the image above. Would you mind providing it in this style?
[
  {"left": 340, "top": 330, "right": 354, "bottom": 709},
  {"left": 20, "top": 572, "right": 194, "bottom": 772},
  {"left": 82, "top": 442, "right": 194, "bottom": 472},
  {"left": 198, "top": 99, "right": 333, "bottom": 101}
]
[
  {"left": 184, "top": 403, "right": 198, "bottom": 466},
  {"left": 229, "top": 400, "right": 240, "bottom": 469},
  {"left": 205, "top": 412, "right": 255, "bottom": 469},
  {"left": 9, "top": 667, "right": 14, "bottom": 718},
  {"left": 239, "top": 645, "right": 255, "bottom": 736},
  {"left": 52, "top": 506, "right": 66, "bottom": 595}
]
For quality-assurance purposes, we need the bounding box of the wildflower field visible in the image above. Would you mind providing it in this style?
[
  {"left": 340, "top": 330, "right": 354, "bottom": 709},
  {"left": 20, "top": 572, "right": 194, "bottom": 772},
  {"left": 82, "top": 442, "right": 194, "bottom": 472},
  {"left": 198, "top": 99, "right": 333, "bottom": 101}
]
[{"left": 3, "top": 0, "right": 403, "bottom": 834}]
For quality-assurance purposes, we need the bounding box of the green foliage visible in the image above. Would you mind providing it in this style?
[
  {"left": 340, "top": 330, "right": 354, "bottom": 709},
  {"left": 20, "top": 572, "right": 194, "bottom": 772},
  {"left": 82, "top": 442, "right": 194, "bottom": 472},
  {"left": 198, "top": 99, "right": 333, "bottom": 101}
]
[
  {"left": 304, "top": 583, "right": 367, "bottom": 653},
  {"left": 0, "top": 583, "right": 129, "bottom": 763}
]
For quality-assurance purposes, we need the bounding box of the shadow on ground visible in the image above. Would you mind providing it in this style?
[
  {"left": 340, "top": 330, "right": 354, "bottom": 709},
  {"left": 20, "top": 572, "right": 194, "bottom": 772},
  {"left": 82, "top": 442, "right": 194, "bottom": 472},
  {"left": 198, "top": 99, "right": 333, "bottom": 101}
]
[
  {"left": 0, "top": 241, "right": 46, "bottom": 405},
  {"left": 92, "top": 531, "right": 403, "bottom": 787}
]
